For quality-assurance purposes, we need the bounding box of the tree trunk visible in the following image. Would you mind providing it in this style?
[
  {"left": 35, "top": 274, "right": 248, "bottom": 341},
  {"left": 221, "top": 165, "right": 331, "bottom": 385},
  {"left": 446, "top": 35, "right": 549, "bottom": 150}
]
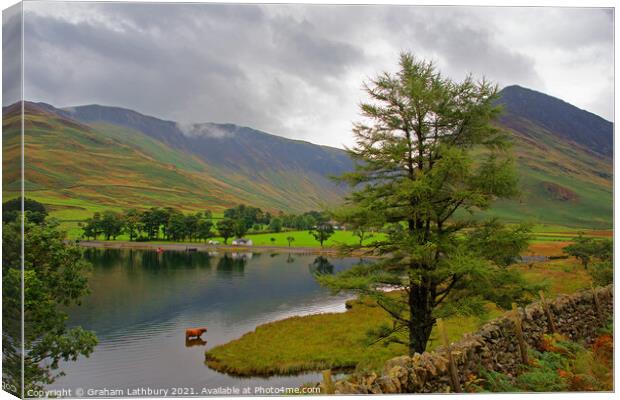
[{"left": 408, "top": 280, "right": 434, "bottom": 355}]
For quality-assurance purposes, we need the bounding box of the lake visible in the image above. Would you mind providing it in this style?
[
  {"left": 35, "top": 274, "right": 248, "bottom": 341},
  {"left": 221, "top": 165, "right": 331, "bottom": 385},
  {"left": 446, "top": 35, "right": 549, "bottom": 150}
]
[{"left": 47, "top": 248, "right": 361, "bottom": 396}]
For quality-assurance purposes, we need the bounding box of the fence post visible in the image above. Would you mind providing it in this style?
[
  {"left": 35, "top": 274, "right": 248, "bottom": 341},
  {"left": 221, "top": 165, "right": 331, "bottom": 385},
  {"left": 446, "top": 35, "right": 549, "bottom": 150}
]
[
  {"left": 437, "top": 318, "right": 461, "bottom": 393},
  {"left": 321, "top": 370, "right": 335, "bottom": 394},
  {"left": 539, "top": 290, "right": 557, "bottom": 334},
  {"left": 591, "top": 284, "right": 603, "bottom": 321},
  {"left": 511, "top": 303, "right": 529, "bottom": 365}
]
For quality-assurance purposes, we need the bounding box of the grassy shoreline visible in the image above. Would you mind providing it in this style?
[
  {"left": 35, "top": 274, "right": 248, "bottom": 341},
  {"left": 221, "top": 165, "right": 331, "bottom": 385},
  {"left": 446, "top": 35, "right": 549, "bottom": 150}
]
[
  {"left": 204, "top": 296, "right": 502, "bottom": 377},
  {"left": 203, "top": 242, "right": 593, "bottom": 378}
]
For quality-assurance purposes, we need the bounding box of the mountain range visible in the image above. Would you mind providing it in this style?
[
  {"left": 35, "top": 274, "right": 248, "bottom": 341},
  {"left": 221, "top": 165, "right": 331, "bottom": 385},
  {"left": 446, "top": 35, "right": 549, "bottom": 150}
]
[{"left": 2, "top": 85, "right": 613, "bottom": 228}]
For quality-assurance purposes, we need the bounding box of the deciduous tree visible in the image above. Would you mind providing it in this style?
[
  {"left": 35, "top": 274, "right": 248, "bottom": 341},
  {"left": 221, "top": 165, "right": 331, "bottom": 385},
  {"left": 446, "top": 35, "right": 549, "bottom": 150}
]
[
  {"left": 2, "top": 197, "right": 48, "bottom": 224},
  {"left": 167, "top": 213, "right": 188, "bottom": 241},
  {"left": 123, "top": 208, "right": 142, "bottom": 241},
  {"left": 233, "top": 219, "right": 248, "bottom": 238},
  {"left": 286, "top": 236, "right": 295, "bottom": 247},
  {"left": 563, "top": 234, "right": 611, "bottom": 270},
  {"left": 217, "top": 218, "right": 235, "bottom": 244},
  {"left": 309, "top": 222, "right": 334, "bottom": 248},
  {"left": 81, "top": 212, "right": 103, "bottom": 240},
  {"left": 197, "top": 219, "right": 214, "bottom": 242},
  {"left": 141, "top": 207, "right": 167, "bottom": 240},
  {"left": 100, "top": 211, "right": 124, "bottom": 240},
  {"left": 269, "top": 217, "right": 283, "bottom": 233},
  {"left": 3, "top": 220, "right": 97, "bottom": 393}
]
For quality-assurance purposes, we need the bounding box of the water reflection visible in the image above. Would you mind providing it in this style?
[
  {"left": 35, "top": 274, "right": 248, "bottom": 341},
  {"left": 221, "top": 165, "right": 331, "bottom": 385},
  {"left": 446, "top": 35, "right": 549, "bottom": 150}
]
[
  {"left": 309, "top": 256, "right": 335, "bottom": 275},
  {"left": 185, "top": 338, "right": 207, "bottom": 347},
  {"left": 84, "top": 248, "right": 215, "bottom": 271},
  {"left": 216, "top": 254, "right": 247, "bottom": 277},
  {"left": 50, "top": 248, "right": 363, "bottom": 394}
]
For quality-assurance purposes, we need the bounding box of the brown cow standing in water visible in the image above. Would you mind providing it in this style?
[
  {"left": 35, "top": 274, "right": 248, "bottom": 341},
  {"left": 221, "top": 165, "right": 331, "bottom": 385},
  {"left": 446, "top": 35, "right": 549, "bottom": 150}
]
[{"left": 185, "top": 327, "right": 207, "bottom": 340}]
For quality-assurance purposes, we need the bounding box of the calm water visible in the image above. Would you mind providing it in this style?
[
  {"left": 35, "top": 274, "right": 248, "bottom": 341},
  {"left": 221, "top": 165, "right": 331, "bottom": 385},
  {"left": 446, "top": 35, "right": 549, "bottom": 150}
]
[{"left": 47, "top": 249, "right": 360, "bottom": 396}]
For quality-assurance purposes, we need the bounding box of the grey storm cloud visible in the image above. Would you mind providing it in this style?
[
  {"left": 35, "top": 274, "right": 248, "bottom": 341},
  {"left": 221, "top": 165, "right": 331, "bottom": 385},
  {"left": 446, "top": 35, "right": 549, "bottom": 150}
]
[
  {"left": 3, "top": 4, "right": 22, "bottom": 106},
  {"left": 11, "top": 2, "right": 615, "bottom": 148}
]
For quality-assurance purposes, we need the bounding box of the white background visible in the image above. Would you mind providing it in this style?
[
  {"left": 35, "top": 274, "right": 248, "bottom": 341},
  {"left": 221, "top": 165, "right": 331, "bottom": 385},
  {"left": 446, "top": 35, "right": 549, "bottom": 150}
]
[{"left": 0, "top": 1, "right": 617, "bottom": 400}]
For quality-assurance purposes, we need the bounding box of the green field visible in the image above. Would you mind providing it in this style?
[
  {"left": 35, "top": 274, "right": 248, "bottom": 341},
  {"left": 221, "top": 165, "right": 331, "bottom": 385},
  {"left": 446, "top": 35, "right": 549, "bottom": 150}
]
[
  {"left": 60, "top": 218, "right": 610, "bottom": 248},
  {"left": 68, "top": 228, "right": 381, "bottom": 247},
  {"left": 211, "top": 230, "right": 380, "bottom": 247},
  {"left": 60, "top": 220, "right": 611, "bottom": 249}
]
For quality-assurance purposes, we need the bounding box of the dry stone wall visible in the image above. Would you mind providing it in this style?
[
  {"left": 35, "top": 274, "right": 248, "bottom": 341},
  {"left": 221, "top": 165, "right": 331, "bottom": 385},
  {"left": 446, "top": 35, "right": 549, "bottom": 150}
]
[{"left": 331, "top": 285, "right": 613, "bottom": 394}]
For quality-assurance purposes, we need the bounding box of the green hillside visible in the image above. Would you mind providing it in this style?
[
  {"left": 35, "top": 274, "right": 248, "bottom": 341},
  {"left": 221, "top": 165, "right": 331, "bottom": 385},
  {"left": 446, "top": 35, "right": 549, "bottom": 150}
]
[
  {"left": 475, "top": 116, "right": 613, "bottom": 228},
  {"left": 3, "top": 103, "right": 347, "bottom": 221},
  {"left": 483, "top": 91, "right": 613, "bottom": 228},
  {"left": 2, "top": 86, "right": 613, "bottom": 230}
]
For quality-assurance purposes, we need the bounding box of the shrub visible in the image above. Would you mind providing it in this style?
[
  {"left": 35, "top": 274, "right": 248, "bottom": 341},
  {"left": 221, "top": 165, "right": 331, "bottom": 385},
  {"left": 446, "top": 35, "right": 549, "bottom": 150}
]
[
  {"left": 475, "top": 370, "right": 520, "bottom": 392},
  {"left": 589, "top": 261, "right": 613, "bottom": 286},
  {"left": 516, "top": 351, "right": 569, "bottom": 391},
  {"left": 471, "top": 331, "right": 613, "bottom": 393}
]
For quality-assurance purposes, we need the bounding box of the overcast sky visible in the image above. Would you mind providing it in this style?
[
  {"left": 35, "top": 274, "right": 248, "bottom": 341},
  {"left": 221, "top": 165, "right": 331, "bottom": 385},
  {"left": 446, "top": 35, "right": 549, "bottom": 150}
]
[{"left": 10, "top": 2, "right": 615, "bottom": 148}]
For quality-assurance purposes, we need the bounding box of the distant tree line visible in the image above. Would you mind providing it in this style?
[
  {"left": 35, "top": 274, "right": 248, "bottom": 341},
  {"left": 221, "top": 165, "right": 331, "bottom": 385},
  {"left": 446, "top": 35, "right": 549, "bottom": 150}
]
[
  {"left": 279, "top": 211, "right": 325, "bottom": 231},
  {"left": 81, "top": 207, "right": 216, "bottom": 242},
  {"left": 146, "top": 208, "right": 214, "bottom": 242},
  {"left": 80, "top": 204, "right": 335, "bottom": 245}
]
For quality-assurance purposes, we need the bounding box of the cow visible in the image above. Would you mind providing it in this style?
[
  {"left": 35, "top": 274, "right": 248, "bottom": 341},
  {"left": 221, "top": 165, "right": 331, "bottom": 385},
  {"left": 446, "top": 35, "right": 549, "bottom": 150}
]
[{"left": 185, "top": 327, "right": 207, "bottom": 340}]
